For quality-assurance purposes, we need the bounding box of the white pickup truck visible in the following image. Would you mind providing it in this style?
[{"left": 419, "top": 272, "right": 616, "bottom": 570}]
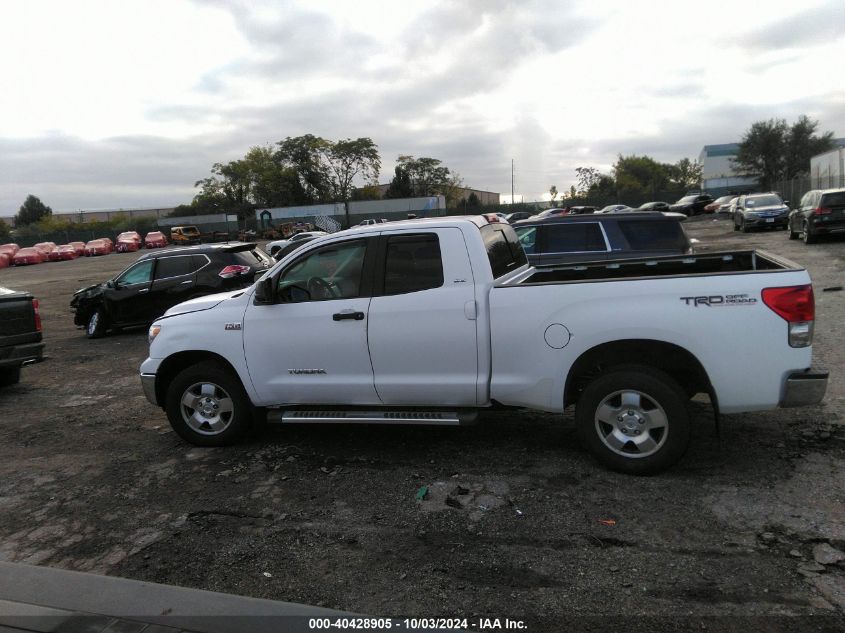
[{"left": 140, "top": 215, "right": 827, "bottom": 474}]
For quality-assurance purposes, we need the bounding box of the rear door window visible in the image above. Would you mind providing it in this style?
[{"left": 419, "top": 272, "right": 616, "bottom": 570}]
[
  {"left": 820, "top": 191, "right": 845, "bottom": 207},
  {"left": 383, "top": 233, "right": 444, "bottom": 295},
  {"left": 154, "top": 255, "right": 193, "bottom": 279},
  {"left": 617, "top": 220, "right": 688, "bottom": 251},
  {"left": 515, "top": 227, "right": 537, "bottom": 254},
  {"left": 481, "top": 224, "right": 528, "bottom": 278},
  {"left": 544, "top": 223, "right": 607, "bottom": 253}
]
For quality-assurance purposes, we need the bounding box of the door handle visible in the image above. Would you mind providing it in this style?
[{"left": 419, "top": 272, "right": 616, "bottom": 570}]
[
  {"left": 333, "top": 311, "right": 365, "bottom": 321},
  {"left": 139, "top": 289, "right": 149, "bottom": 293},
  {"left": 180, "top": 280, "right": 192, "bottom": 285}
]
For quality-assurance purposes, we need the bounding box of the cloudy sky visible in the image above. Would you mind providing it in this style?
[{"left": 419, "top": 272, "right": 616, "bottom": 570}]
[{"left": 1, "top": 0, "right": 843, "bottom": 214}]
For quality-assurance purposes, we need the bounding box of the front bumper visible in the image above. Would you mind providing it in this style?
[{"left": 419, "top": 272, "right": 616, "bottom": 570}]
[
  {"left": 141, "top": 373, "right": 159, "bottom": 406},
  {"left": 745, "top": 215, "right": 788, "bottom": 227},
  {"left": 780, "top": 369, "right": 828, "bottom": 408}
]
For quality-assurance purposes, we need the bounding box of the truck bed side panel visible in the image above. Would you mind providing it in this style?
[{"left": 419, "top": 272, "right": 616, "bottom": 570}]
[{"left": 488, "top": 271, "right": 813, "bottom": 414}]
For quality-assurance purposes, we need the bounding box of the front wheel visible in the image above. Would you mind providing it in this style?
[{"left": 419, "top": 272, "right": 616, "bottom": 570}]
[
  {"left": 788, "top": 222, "right": 799, "bottom": 240},
  {"left": 86, "top": 308, "right": 107, "bottom": 338},
  {"left": 165, "top": 363, "right": 252, "bottom": 446},
  {"left": 0, "top": 366, "right": 21, "bottom": 387},
  {"left": 802, "top": 221, "right": 817, "bottom": 244},
  {"left": 575, "top": 366, "right": 690, "bottom": 475},
  {"left": 741, "top": 218, "right": 750, "bottom": 233}
]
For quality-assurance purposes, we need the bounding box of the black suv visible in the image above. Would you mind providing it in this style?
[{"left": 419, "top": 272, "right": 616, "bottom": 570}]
[
  {"left": 71, "top": 242, "right": 273, "bottom": 338},
  {"left": 512, "top": 212, "right": 692, "bottom": 266},
  {"left": 670, "top": 194, "right": 713, "bottom": 216},
  {"left": 732, "top": 193, "right": 789, "bottom": 233},
  {"left": 788, "top": 188, "right": 845, "bottom": 244}
]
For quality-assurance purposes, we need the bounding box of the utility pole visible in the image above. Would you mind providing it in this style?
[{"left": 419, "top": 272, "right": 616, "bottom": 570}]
[{"left": 511, "top": 159, "right": 515, "bottom": 205}]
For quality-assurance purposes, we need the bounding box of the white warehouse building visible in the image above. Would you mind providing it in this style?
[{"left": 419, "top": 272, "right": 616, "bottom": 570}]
[{"left": 698, "top": 143, "right": 757, "bottom": 197}]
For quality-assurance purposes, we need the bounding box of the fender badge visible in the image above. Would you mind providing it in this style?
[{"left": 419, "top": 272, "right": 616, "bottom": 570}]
[{"left": 224, "top": 323, "right": 242, "bottom": 330}]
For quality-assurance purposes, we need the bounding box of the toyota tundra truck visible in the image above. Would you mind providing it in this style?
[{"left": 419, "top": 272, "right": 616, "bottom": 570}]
[{"left": 139, "top": 215, "right": 827, "bottom": 474}]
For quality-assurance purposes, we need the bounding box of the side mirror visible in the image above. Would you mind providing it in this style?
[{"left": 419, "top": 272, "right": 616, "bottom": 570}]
[
  {"left": 278, "top": 285, "right": 311, "bottom": 303},
  {"left": 253, "top": 277, "right": 275, "bottom": 304}
]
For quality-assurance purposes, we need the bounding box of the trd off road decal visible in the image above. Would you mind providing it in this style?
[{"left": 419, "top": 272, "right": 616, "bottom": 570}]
[{"left": 680, "top": 294, "right": 757, "bottom": 306}]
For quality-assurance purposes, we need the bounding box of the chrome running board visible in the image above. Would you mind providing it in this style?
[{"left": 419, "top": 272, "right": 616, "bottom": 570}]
[{"left": 266, "top": 409, "right": 478, "bottom": 426}]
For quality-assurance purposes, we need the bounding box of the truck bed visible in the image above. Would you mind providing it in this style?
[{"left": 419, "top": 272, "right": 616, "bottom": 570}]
[{"left": 504, "top": 250, "right": 797, "bottom": 286}]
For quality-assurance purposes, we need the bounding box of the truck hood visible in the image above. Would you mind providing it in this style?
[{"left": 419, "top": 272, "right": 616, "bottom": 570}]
[{"left": 162, "top": 288, "right": 249, "bottom": 318}]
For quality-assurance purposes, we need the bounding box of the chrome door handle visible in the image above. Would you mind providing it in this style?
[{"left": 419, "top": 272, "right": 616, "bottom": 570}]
[{"left": 180, "top": 280, "right": 192, "bottom": 285}]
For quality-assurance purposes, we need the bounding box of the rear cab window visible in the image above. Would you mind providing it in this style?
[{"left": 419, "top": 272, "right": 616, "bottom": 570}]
[
  {"left": 481, "top": 224, "right": 528, "bottom": 279},
  {"left": 617, "top": 220, "right": 690, "bottom": 251},
  {"left": 383, "top": 233, "right": 444, "bottom": 295}
]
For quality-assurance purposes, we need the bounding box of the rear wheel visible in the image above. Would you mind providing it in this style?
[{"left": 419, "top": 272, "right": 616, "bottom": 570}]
[
  {"left": 165, "top": 363, "right": 252, "bottom": 446},
  {"left": 741, "top": 218, "right": 750, "bottom": 233},
  {"left": 86, "top": 308, "right": 107, "bottom": 338},
  {"left": 788, "top": 221, "right": 799, "bottom": 240},
  {"left": 576, "top": 365, "right": 690, "bottom": 475},
  {"left": 802, "top": 221, "right": 817, "bottom": 244}
]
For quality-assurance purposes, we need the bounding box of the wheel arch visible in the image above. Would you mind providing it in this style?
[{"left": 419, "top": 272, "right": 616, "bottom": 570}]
[
  {"left": 155, "top": 350, "right": 245, "bottom": 407},
  {"left": 564, "top": 339, "right": 713, "bottom": 407}
]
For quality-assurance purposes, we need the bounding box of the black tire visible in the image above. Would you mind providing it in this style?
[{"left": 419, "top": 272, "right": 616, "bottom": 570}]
[
  {"left": 788, "top": 222, "right": 799, "bottom": 240},
  {"left": 575, "top": 365, "right": 690, "bottom": 475},
  {"left": 732, "top": 215, "right": 740, "bottom": 231},
  {"left": 165, "top": 363, "right": 252, "bottom": 446},
  {"left": 741, "top": 218, "right": 750, "bottom": 233},
  {"left": 802, "top": 221, "right": 817, "bottom": 244},
  {"left": 0, "top": 366, "right": 21, "bottom": 387},
  {"left": 86, "top": 308, "right": 107, "bottom": 339}
]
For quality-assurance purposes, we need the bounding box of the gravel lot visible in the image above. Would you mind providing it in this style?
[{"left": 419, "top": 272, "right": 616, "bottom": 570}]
[{"left": 1, "top": 217, "right": 844, "bottom": 631}]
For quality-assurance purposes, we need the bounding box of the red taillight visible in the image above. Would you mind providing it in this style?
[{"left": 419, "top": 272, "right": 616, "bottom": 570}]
[
  {"left": 762, "top": 285, "right": 814, "bottom": 322},
  {"left": 32, "top": 299, "right": 42, "bottom": 332},
  {"left": 813, "top": 207, "right": 832, "bottom": 215},
  {"left": 218, "top": 264, "right": 251, "bottom": 279}
]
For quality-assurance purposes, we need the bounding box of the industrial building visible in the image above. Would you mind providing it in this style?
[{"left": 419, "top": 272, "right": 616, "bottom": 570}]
[{"left": 698, "top": 143, "right": 757, "bottom": 197}]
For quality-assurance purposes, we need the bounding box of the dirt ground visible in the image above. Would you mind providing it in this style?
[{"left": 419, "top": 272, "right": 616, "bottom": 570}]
[{"left": 1, "top": 218, "right": 844, "bottom": 631}]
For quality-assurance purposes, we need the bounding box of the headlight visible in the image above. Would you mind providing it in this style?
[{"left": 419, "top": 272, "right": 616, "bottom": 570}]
[{"left": 148, "top": 324, "right": 161, "bottom": 345}]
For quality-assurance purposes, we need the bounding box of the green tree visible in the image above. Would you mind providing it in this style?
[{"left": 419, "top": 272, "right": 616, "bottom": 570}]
[
  {"left": 785, "top": 115, "right": 835, "bottom": 179},
  {"left": 670, "top": 158, "right": 703, "bottom": 190},
  {"left": 549, "top": 185, "right": 558, "bottom": 204},
  {"left": 0, "top": 219, "right": 10, "bottom": 241},
  {"left": 390, "top": 155, "right": 452, "bottom": 197},
  {"left": 274, "top": 134, "right": 334, "bottom": 203},
  {"left": 324, "top": 138, "right": 381, "bottom": 201},
  {"left": 15, "top": 195, "right": 52, "bottom": 226},
  {"left": 733, "top": 116, "right": 834, "bottom": 189},
  {"left": 575, "top": 167, "right": 602, "bottom": 195},
  {"left": 613, "top": 154, "right": 672, "bottom": 197},
  {"left": 466, "top": 192, "right": 481, "bottom": 208},
  {"left": 385, "top": 163, "right": 413, "bottom": 198}
]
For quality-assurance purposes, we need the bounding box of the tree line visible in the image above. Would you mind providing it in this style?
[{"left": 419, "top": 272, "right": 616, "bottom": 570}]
[{"left": 173, "top": 136, "right": 467, "bottom": 219}]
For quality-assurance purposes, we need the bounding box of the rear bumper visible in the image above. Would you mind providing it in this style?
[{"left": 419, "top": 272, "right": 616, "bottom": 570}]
[
  {"left": 0, "top": 341, "right": 45, "bottom": 368},
  {"left": 780, "top": 369, "right": 828, "bottom": 408}
]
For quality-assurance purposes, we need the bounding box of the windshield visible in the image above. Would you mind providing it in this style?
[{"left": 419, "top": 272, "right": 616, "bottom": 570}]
[{"left": 745, "top": 195, "right": 783, "bottom": 207}]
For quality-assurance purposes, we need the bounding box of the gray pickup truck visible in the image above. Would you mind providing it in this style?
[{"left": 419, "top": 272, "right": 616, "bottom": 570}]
[{"left": 0, "top": 287, "right": 44, "bottom": 386}]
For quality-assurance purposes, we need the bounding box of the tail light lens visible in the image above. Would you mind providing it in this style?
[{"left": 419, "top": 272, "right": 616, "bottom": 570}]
[
  {"left": 813, "top": 207, "right": 832, "bottom": 215},
  {"left": 32, "top": 299, "right": 42, "bottom": 332},
  {"left": 762, "top": 285, "right": 814, "bottom": 348},
  {"left": 218, "top": 264, "right": 252, "bottom": 279}
]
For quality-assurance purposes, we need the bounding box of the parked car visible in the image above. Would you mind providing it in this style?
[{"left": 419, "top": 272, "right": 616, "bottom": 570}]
[
  {"left": 534, "top": 208, "right": 570, "bottom": 218},
  {"left": 637, "top": 202, "right": 670, "bottom": 212},
  {"left": 170, "top": 226, "right": 202, "bottom": 245},
  {"left": 0, "top": 286, "right": 44, "bottom": 386},
  {"left": 265, "top": 231, "right": 328, "bottom": 257},
  {"left": 99, "top": 237, "right": 114, "bottom": 253},
  {"left": 357, "top": 219, "right": 388, "bottom": 226},
  {"left": 46, "top": 247, "right": 63, "bottom": 262},
  {"left": 33, "top": 242, "right": 57, "bottom": 255},
  {"left": 512, "top": 212, "right": 693, "bottom": 266},
  {"left": 595, "top": 205, "right": 633, "bottom": 214},
  {"left": 71, "top": 242, "right": 273, "bottom": 338},
  {"left": 0, "top": 244, "right": 20, "bottom": 257},
  {"left": 505, "top": 211, "right": 535, "bottom": 223},
  {"left": 144, "top": 231, "right": 168, "bottom": 248},
  {"left": 704, "top": 195, "right": 735, "bottom": 213},
  {"left": 732, "top": 193, "right": 789, "bottom": 232},
  {"left": 0, "top": 253, "right": 9, "bottom": 268},
  {"left": 69, "top": 242, "right": 86, "bottom": 256},
  {"left": 13, "top": 248, "right": 46, "bottom": 265},
  {"left": 85, "top": 239, "right": 110, "bottom": 256},
  {"left": 116, "top": 237, "right": 141, "bottom": 253},
  {"left": 788, "top": 188, "right": 845, "bottom": 244},
  {"left": 727, "top": 197, "right": 740, "bottom": 215},
  {"left": 54, "top": 244, "right": 79, "bottom": 261},
  {"left": 670, "top": 194, "right": 714, "bottom": 216},
  {"left": 117, "top": 231, "right": 142, "bottom": 247},
  {"left": 140, "top": 215, "right": 826, "bottom": 475},
  {"left": 271, "top": 234, "right": 324, "bottom": 261}
]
